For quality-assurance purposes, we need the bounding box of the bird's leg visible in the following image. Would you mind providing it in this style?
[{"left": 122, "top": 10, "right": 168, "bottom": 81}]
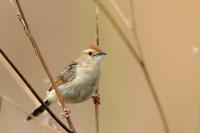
[
  {"left": 61, "top": 107, "right": 71, "bottom": 118},
  {"left": 92, "top": 94, "right": 101, "bottom": 105}
]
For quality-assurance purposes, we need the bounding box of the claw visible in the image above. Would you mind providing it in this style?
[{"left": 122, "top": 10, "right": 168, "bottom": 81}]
[
  {"left": 92, "top": 94, "right": 101, "bottom": 105},
  {"left": 61, "top": 107, "right": 70, "bottom": 118}
]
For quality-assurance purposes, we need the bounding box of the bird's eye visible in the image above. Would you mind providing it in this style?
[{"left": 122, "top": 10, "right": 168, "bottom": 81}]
[{"left": 88, "top": 52, "right": 93, "bottom": 56}]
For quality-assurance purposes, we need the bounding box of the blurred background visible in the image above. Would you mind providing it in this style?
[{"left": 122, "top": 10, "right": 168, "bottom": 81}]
[{"left": 1, "top": 0, "right": 200, "bottom": 133}]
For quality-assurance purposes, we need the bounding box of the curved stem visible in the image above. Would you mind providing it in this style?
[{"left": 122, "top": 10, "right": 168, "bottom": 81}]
[
  {"left": 1, "top": 95, "right": 60, "bottom": 133},
  {"left": 0, "top": 49, "right": 73, "bottom": 133},
  {"left": 129, "top": 1, "right": 170, "bottom": 132}
]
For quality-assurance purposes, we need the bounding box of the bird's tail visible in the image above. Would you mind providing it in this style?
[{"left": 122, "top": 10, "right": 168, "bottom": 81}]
[{"left": 26, "top": 99, "right": 51, "bottom": 121}]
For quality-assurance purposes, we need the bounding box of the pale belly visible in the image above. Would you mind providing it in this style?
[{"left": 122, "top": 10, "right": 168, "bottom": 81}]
[
  {"left": 63, "top": 84, "right": 95, "bottom": 103},
  {"left": 47, "top": 77, "right": 98, "bottom": 104}
]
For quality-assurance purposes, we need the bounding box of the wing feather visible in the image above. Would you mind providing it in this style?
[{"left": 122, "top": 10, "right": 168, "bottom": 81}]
[
  {"left": 48, "top": 60, "right": 78, "bottom": 91},
  {"left": 57, "top": 60, "right": 78, "bottom": 82}
]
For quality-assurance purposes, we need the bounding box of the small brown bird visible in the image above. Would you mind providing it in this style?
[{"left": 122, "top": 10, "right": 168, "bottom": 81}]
[{"left": 26, "top": 45, "right": 106, "bottom": 120}]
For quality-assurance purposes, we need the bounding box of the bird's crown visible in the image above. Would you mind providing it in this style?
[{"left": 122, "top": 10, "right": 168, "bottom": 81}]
[{"left": 83, "top": 45, "right": 102, "bottom": 53}]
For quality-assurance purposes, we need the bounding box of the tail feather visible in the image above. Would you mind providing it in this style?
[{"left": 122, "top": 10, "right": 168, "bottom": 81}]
[{"left": 26, "top": 99, "right": 51, "bottom": 121}]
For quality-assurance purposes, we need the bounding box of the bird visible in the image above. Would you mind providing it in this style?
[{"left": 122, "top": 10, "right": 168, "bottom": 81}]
[{"left": 26, "top": 45, "right": 106, "bottom": 121}]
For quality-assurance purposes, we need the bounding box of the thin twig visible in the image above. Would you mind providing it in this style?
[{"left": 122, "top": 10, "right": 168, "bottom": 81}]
[
  {"left": 94, "top": 0, "right": 170, "bottom": 133},
  {"left": 108, "top": 0, "right": 132, "bottom": 29},
  {"left": 194, "top": 107, "right": 200, "bottom": 133},
  {"left": 0, "top": 95, "right": 60, "bottom": 133},
  {"left": 0, "top": 96, "right": 2, "bottom": 113},
  {"left": 129, "top": 0, "right": 144, "bottom": 59},
  {"left": 95, "top": 4, "right": 100, "bottom": 133},
  {"left": 0, "top": 48, "right": 73, "bottom": 133},
  {"left": 129, "top": 1, "right": 170, "bottom": 133},
  {"left": 94, "top": 97, "right": 99, "bottom": 133},
  {"left": 96, "top": 5, "right": 100, "bottom": 46},
  {"left": 8, "top": 0, "right": 76, "bottom": 132},
  {"left": 0, "top": 52, "right": 40, "bottom": 106}
]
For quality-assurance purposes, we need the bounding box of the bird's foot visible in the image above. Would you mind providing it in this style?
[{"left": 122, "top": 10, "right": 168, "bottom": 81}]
[
  {"left": 92, "top": 94, "right": 101, "bottom": 105},
  {"left": 61, "top": 107, "right": 71, "bottom": 118}
]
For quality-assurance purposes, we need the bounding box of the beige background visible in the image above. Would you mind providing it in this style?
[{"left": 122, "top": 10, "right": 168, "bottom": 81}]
[{"left": 1, "top": 0, "right": 200, "bottom": 133}]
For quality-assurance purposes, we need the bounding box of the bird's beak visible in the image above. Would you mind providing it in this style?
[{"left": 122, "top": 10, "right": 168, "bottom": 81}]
[{"left": 95, "top": 51, "right": 107, "bottom": 56}]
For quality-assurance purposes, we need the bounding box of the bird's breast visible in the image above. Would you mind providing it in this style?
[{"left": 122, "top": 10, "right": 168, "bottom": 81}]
[{"left": 76, "top": 65, "right": 100, "bottom": 83}]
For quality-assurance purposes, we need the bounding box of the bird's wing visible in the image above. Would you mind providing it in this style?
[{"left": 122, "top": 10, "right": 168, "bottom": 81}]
[{"left": 48, "top": 60, "right": 78, "bottom": 92}]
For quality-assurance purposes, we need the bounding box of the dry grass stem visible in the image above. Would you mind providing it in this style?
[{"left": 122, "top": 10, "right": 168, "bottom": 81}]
[
  {"left": 0, "top": 95, "right": 60, "bottom": 133},
  {"left": 94, "top": 101, "right": 99, "bottom": 133},
  {"left": 0, "top": 96, "right": 2, "bottom": 113},
  {"left": 96, "top": 5, "right": 100, "bottom": 46},
  {"left": 129, "top": 1, "right": 170, "bottom": 133},
  {"left": 108, "top": 0, "right": 132, "bottom": 29},
  {"left": 95, "top": 4, "right": 100, "bottom": 133},
  {"left": 0, "top": 49, "right": 40, "bottom": 106},
  {"left": 94, "top": 89, "right": 100, "bottom": 133},
  {"left": 0, "top": 48, "right": 73, "bottom": 133},
  {"left": 8, "top": 0, "right": 76, "bottom": 132}
]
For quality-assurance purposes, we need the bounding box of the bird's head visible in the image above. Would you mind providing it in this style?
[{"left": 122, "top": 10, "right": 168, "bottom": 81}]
[{"left": 81, "top": 45, "right": 107, "bottom": 66}]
